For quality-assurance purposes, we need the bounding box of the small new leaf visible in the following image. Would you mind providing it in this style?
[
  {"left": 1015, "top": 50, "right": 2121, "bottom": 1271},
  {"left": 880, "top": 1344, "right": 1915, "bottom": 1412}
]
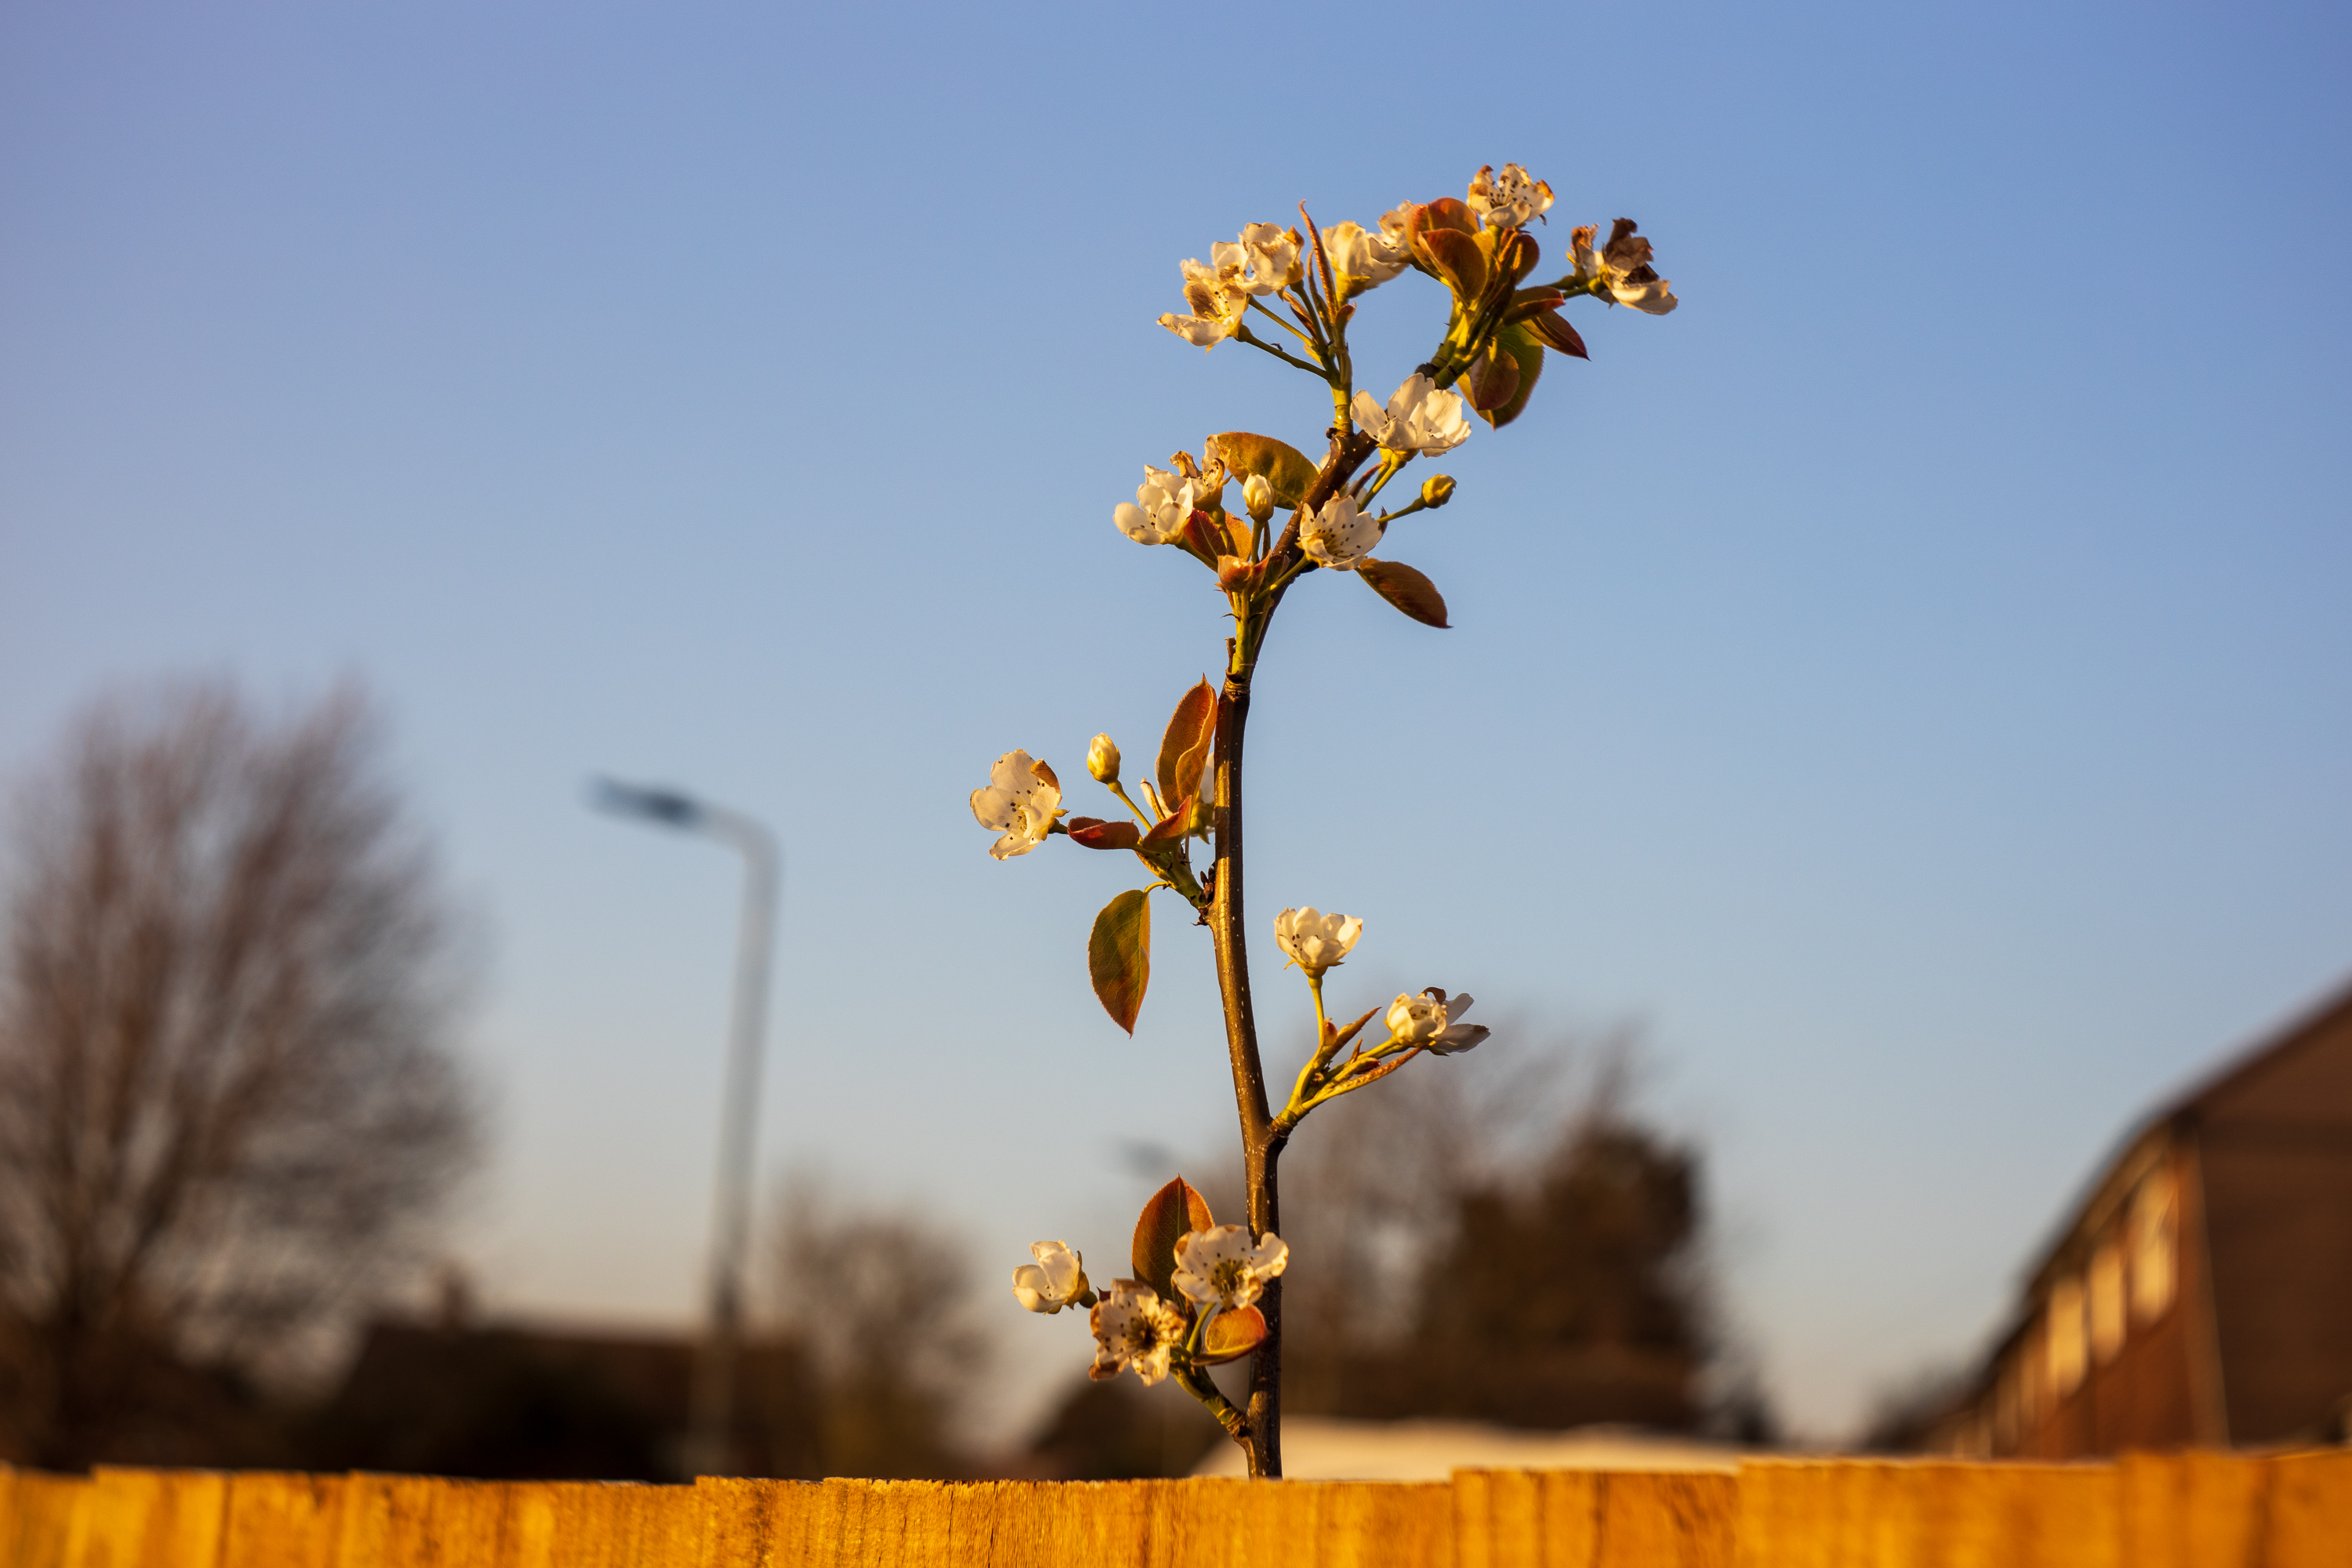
[
  {"left": 1200, "top": 1305, "right": 1269, "bottom": 1365},
  {"left": 1066, "top": 817, "right": 1142, "bottom": 851},
  {"left": 1131, "top": 1176, "right": 1214, "bottom": 1301},
  {"left": 1206, "top": 434, "right": 1319, "bottom": 510},
  {"left": 1415, "top": 228, "right": 1488, "bottom": 304},
  {"left": 1359, "top": 559, "right": 1451, "bottom": 629},
  {"left": 1087, "top": 889, "right": 1151, "bottom": 1035},
  {"left": 1478, "top": 321, "right": 1547, "bottom": 429},
  {"left": 1157, "top": 678, "right": 1217, "bottom": 809}
]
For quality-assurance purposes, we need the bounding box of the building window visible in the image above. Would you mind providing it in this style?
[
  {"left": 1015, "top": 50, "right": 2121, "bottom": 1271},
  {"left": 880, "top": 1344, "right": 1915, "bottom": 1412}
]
[
  {"left": 2130, "top": 1166, "right": 2178, "bottom": 1323},
  {"left": 2048, "top": 1275, "right": 2088, "bottom": 1397},
  {"left": 2090, "top": 1240, "right": 2125, "bottom": 1363}
]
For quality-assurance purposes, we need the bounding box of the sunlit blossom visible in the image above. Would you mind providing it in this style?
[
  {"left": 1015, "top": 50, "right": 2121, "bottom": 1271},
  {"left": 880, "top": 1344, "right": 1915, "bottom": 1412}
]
[
  {"left": 1171, "top": 1225, "right": 1289, "bottom": 1313},
  {"left": 970, "top": 750, "right": 1061, "bottom": 859},
  {"left": 1087, "top": 1280, "right": 1189, "bottom": 1386},
  {"left": 1466, "top": 164, "right": 1554, "bottom": 231},
  {"left": 1298, "top": 493, "right": 1381, "bottom": 572},
  {"left": 1012, "top": 1240, "right": 1091, "bottom": 1315},
  {"left": 1159, "top": 258, "right": 1250, "bottom": 347},
  {"left": 1352, "top": 374, "right": 1471, "bottom": 456},
  {"left": 1385, "top": 988, "right": 1489, "bottom": 1054},
  {"left": 1274, "top": 906, "right": 1363, "bottom": 975},
  {"left": 1569, "top": 220, "right": 1678, "bottom": 315},
  {"left": 1114, "top": 466, "right": 1198, "bottom": 546},
  {"left": 1322, "top": 220, "right": 1411, "bottom": 295},
  {"left": 1212, "top": 223, "right": 1301, "bottom": 296}
]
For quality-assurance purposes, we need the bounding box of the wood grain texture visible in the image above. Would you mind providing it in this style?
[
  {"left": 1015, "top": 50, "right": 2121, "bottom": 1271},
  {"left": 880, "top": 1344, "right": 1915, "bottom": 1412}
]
[{"left": 0, "top": 1450, "right": 2346, "bottom": 1565}]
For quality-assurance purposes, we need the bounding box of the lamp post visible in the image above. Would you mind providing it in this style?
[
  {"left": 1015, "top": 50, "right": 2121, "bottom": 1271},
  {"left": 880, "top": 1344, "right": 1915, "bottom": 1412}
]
[{"left": 590, "top": 778, "right": 779, "bottom": 1478}]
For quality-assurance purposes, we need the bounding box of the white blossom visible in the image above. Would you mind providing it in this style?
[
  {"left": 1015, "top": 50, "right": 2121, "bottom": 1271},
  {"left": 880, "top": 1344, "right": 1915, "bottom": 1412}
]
[
  {"left": 1466, "top": 164, "right": 1554, "bottom": 231},
  {"left": 1569, "top": 220, "right": 1678, "bottom": 315},
  {"left": 1298, "top": 492, "right": 1381, "bottom": 572},
  {"left": 1086, "top": 734, "right": 1121, "bottom": 784},
  {"left": 1087, "top": 1280, "right": 1189, "bottom": 1386},
  {"left": 1321, "top": 220, "right": 1411, "bottom": 294},
  {"left": 1113, "top": 465, "right": 1198, "bottom": 546},
  {"left": 1240, "top": 473, "right": 1276, "bottom": 524},
  {"left": 1012, "top": 1240, "right": 1091, "bottom": 1315},
  {"left": 970, "top": 750, "right": 1061, "bottom": 859},
  {"left": 1274, "top": 906, "right": 1363, "bottom": 975},
  {"left": 1351, "top": 373, "right": 1471, "bottom": 456},
  {"left": 1385, "top": 987, "right": 1490, "bottom": 1054},
  {"left": 1171, "top": 1225, "right": 1289, "bottom": 1313},
  {"left": 1211, "top": 223, "right": 1301, "bottom": 296},
  {"left": 1159, "top": 258, "right": 1250, "bottom": 347}
]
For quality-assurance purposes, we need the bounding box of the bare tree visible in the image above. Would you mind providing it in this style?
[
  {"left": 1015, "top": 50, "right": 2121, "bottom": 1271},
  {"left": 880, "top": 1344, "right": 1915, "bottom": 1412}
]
[
  {"left": 0, "top": 679, "right": 478, "bottom": 1467},
  {"left": 766, "top": 1178, "right": 988, "bottom": 1479}
]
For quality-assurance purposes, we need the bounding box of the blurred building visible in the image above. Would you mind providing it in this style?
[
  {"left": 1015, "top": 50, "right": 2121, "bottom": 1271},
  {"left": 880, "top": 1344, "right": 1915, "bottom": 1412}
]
[
  {"left": 307, "top": 1305, "right": 818, "bottom": 1481},
  {"left": 1928, "top": 982, "right": 2352, "bottom": 1456}
]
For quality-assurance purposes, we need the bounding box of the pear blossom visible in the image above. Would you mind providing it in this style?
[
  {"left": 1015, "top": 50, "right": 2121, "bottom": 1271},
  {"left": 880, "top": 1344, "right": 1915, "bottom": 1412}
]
[
  {"left": 1087, "top": 1280, "right": 1189, "bottom": 1386},
  {"left": 1385, "top": 988, "right": 1490, "bottom": 1055},
  {"left": 1159, "top": 258, "right": 1250, "bottom": 347},
  {"left": 970, "top": 750, "right": 1061, "bottom": 859},
  {"left": 1569, "top": 220, "right": 1678, "bottom": 315},
  {"left": 1114, "top": 465, "right": 1198, "bottom": 546},
  {"left": 1352, "top": 374, "right": 1472, "bottom": 456},
  {"left": 1322, "top": 220, "right": 1411, "bottom": 295},
  {"left": 1298, "top": 493, "right": 1381, "bottom": 572},
  {"left": 1274, "top": 906, "right": 1363, "bottom": 975},
  {"left": 1240, "top": 473, "right": 1276, "bottom": 524},
  {"left": 1086, "top": 734, "right": 1121, "bottom": 784},
  {"left": 1211, "top": 223, "right": 1301, "bottom": 296},
  {"left": 1172, "top": 1225, "right": 1289, "bottom": 1313},
  {"left": 1012, "top": 1240, "right": 1091, "bottom": 1314},
  {"left": 1467, "top": 164, "right": 1554, "bottom": 231}
]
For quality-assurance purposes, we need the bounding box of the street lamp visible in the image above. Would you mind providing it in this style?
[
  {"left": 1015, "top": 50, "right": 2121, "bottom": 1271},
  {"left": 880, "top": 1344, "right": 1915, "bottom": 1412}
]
[{"left": 590, "top": 777, "right": 779, "bottom": 1478}]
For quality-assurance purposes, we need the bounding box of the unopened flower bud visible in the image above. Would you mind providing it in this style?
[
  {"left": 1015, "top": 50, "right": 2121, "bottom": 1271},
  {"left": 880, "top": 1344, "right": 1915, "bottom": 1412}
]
[
  {"left": 1241, "top": 474, "right": 1276, "bottom": 524},
  {"left": 1087, "top": 734, "right": 1120, "bottom": 785},
  {"left": 1421, "top": 474, "right": 1457, "bottom": 509}
]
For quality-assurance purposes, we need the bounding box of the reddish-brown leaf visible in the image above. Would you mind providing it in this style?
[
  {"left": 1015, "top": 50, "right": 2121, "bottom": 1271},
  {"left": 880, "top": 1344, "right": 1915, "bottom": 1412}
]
[
  {"left": 1131, "top": 1176, "right": 1215, "bottom": 1301},
  {"left": 1465, "top": 343, "right": 1521, "bottom": 412},
  {"left": 1479, "top": 321, "right": 1547, "bottom": 429},
  {"left": 1138, "top": 801, "right": 1192, "bottom": 847},
  {"left": 1156, "top": 678, "right": 1216, "bottom": 809},
  {"left": 1200, "top": 1305, "right": 1269, "bottom": 1365},
  {"left": 1087, "top": 889, "right": 1151, "bottom": 1035},
  {"left": 1525, "top": 307, "right": 1589, "bottom": 360},
  {"left": 1359, "top": 558, "right": 1451, "bottom": 628},
  {"left": 1066, "top": 818, "right": 1142, "bottom": 851},
  {"left": 1414, "top": 227, "right": 1488, "bottom": 303}
]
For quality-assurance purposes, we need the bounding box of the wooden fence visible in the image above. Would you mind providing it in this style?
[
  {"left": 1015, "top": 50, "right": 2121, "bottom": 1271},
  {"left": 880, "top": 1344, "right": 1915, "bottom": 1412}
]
[{"left": 4, "top": 1450, "right": 2348, "bottom": 1566}]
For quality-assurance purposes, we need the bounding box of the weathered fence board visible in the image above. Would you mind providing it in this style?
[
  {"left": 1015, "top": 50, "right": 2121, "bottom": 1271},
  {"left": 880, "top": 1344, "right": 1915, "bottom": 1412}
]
[{"left": 0, "top": 1452, "right": 2344, "bottom": 1566}]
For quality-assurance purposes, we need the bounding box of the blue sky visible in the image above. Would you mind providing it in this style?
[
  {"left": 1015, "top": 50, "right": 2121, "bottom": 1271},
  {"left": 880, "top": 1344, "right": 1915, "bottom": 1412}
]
[{"left": 3, "top": 2, "right": 2348, "bottom": 1440}]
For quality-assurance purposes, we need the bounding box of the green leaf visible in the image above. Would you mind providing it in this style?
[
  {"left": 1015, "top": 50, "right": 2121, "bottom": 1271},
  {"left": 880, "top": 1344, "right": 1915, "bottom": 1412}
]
[
  {"left": 1156, "top": 678, "right": 1216, "bottom": 810},
  {"left": 1206, "top": 434, "right": 1318, "bottom": 510},
  {"left": 1479, "top": 321, "right": 1547, "bottom": 429},
  {"left": 1359, "top": 558, "right": 1451, "bottom": 629},
  {"left": 1414, "top": 228, "right": 1488, "bottom": 303},
  {"left": 1131, "top": 1175, "right": 1215, "bottom": 1301},
  {"left": 1087, "top": 889, "right": 1151, "bottom": 1035},
  {"left": 1200, "top": 1305, "right": 1269, "bottom": 1365}
]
